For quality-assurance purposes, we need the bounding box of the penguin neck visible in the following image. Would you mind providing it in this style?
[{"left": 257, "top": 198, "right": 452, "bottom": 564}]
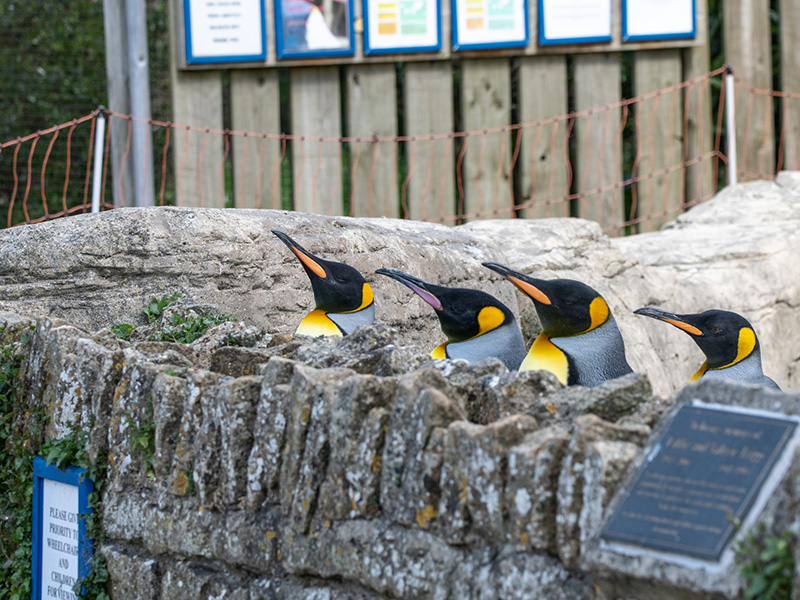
[
  {"left": 433, "top": 320, "right": 526, "bottom": 371},
  {"left": 327, "top": 302, "right": 375, "bottom": 336},
  {"left": 526, "top": 316, "right": 631, "bottom": 387},
  {"left": 694, "top": 346, "right": 769, "bottom": 385}
]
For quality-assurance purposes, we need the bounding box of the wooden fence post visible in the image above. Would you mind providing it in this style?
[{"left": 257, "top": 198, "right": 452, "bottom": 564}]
[
  {"left": 683, "top": 0, "right": 715, "bottom": 207},
  {"left": 517, "top": 55, "right": 569, "bottom": 218},
  {"left": 723, "top": 0, "right": 774, "bottom": 180},
  {"left": 345, "top": 64, "right": 399, "bottom": 218},
  {"left": 461, "top": 58, "right": 513, "bottom": 220},
  {"left": 633, "top": 50, "right": 684, "bottom": 232},
  {"left": 403, "top": 62, "right": 455, "bottom": 223},
  {"left": 290, "top": 66, "right": 343, "bottom": 216},
  {"left": 230, "top": 70, "right": 282, "bottom": 209},
  {"left": 573, "top": 53, "right": 622, "bottom": 231},
  {"left": 779, "top": 0, "right": 800, "bottom": 171}
]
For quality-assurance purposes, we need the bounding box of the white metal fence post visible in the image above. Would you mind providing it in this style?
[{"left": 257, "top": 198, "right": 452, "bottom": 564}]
[
  {"left": 725, "top": 65, "right": 738, "bottom": 186},
  {"left": 91, "top": 108, "right": 107, "bottom": 214}
]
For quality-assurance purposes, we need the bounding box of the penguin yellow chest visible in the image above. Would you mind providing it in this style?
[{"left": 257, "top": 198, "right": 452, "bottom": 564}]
[
  {"left": 295, "top": 309, "right": 344, "bottom": 337},
  {"left": 519, "top": 333, "right": 569, "bottom": 385}
]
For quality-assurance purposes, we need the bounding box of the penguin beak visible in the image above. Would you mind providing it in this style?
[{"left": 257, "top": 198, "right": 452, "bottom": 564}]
[
  {"left": 272, "top": 230, "right": 329, "bottom": 280},
  {"left": 482, "top": 262, "right": 552, "bottom": 305},
  {"left": 634, "top": 307, "right": 703, "bottom": 336},
  {"left": 375, "top": 268, "right": 443, "bottom": 310}
]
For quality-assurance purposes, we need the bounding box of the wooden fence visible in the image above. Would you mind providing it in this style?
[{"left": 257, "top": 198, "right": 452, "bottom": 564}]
[
  {"left": 154, "top": 0, "right": 733, "bottom": 234},
  {"left": 4, "top": 0, "right": 800, "bottom": 233}
]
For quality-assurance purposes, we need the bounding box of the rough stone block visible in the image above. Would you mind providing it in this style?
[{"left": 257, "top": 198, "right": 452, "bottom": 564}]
[
  {"left": 102, "top": 543, "right": 160, "bottom": 600},
  {"left": 556, "top": 414, "right": 650, "bottom": 567},
  {"left": 317, "top": 374, "right": 396, "bottom": 521},
  {"left": 506, "top": 425, "right": 571, "bottom": 551},
  {"left": 438, "top": 415, "right": 539, "bottom": 544},
  {"left": 379, "top": 371, "right": 465, "bottom": 527}
]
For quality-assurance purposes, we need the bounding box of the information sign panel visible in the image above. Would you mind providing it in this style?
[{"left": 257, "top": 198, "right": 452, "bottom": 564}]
[
  {"left": 275, "top": 0, "right": 355, "bottom": 58},
  {"left": 363, "top": 0, "right": 442, "bottom": 54},
  {"left": 452, "top": 0, "right": 529, "bottom": 50},
  {"left": 622, "top": 0, "right": 696, "bottom": 42},
  {"left": 183, "top": 0, "right": 267, "bottom": 64},
  {"left": 538, "top": 0, "right": 612, "bottom": 45},
  {"left": 31, "top": 458, "right": 93, "bottom": 600},
  {"left": 601, "top": 404, "right": 797, "bottom": 560}
]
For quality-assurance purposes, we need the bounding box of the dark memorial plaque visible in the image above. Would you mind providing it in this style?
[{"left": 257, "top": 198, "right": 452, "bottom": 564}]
[{"left": 602, "top": 403, "right": 797, "bottom": 560}]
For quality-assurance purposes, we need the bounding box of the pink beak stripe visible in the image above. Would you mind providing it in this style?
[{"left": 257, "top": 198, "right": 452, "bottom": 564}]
[{"left": 407, "top": 282, "right": 442, "bottom": 310}]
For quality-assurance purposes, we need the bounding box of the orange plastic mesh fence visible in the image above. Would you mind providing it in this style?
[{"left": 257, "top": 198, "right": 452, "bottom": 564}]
[{"left": 2, "top": 68, "right": 794, "bottom": 233}]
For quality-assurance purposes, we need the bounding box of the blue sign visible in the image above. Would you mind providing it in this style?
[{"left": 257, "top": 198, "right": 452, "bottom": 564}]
[
  {"left": 31, "top": 458, "right": 93, "bottom": 600},
  {"left": 184, "top": 0, "right": 268, "bottom": 65},
  {"left": 275, "top": 0, "right": 356, "bottom": 59},
  {"left": 622, "top": 0, "right": 696, "bottom": 42},
  {"left": 363, "top": 0, "right": 442, "bottom": 55},
  {"left": 538, "top": 0, "right": 612, "bottom": 46},
  {"left": 452, "top": 0, "right": 530, "bottom": 50}
]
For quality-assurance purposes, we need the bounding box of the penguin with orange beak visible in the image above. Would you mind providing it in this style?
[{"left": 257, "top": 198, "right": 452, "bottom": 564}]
[
  {"left": 375, "top": 267, "right": 526, "bottom": 370},
  {"left": 483, "top": 262, "right": 632, "bottom": 387},
  {"left": 634, "top": 307, "right": 779, "bottom": 389},
  {"left": 272, "top": 230, "right": 374, "bottom": 336}
]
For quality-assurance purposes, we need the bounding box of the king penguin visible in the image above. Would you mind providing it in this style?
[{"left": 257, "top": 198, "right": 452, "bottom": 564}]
[
  {"left": 482, "top": 262, "right": 633, "bottom": 387},
  {"left": 375, "top": 267, "right": 526, "bottom": 370},
  {"left": 272, "top": 230, "right": 374, "bottom": 336},
  {"left": 634, "top": 307, "right": 780, "bottom": 390}
]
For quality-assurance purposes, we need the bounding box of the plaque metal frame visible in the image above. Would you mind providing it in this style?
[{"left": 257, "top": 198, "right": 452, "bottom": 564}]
[{"left": 31, "top": 457, "right": 94, "bottom": 600}]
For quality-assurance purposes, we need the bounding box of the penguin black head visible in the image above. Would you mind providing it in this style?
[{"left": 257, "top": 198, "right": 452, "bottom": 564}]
[
  {"left": 375, "top": 267, "right": 515, "bottom": 342},
  {"left": 482, "top": 262, "right": 610, "bottom": 338},
  {"left": 634, "top": 307, "right": 759, "bottom": 369},
  {"left": 272, "top": 230, "right": 372, "bottom": 314}
]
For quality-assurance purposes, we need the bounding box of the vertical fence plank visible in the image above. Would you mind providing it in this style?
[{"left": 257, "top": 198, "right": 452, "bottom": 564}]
[
  {"left": 403, "top": 62, "right": 455, "bottom": 223},
  {"left": 779, "top": 0, "right": 800, "bottom": 171},
  {"left": 724, "top": 0, "right": 774, "bottom": 180},
  {"left": 633, "top": 50, "right": 683, "bottom": 232},
  {"left": 290, "top": 66, "right": 343, "bottom": 216},
  {"left": 170, "top": 71, "right": 225, "bottom": 208},
  {"left": 683, "top": 0, "right": 715, "bottom": 206},
  {"left": 230, "top": 70, "right": 282, "bottom": 210},
  {"left": 345, "top": 64, "right": 399, "bottom": 218},
  {"left": 168, "top": 0, "right": 224, "bottom": 208},
  {"left": 461, "top": 59, "right": 512, "bottom": 220},
  {"left": 517, "top": 55, "right": 569, "bottom": 218},
  {"left": 573, "top": 54, "right": 622, "bottom": 231}
]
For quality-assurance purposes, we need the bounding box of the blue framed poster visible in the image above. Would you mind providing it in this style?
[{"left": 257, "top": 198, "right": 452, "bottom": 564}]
[
  {"left": 622, "top": 0, "right": 696, "bottom": 42},
  {"left": 363, "top": 0, "right": 442, "bottom": 55},
  {"left": 31, "top": 457, "right": 93, "bottom": 600},
  {"left": 452, "top": 0, "right": 529, "bottom": 50},
  {"left": 183, "top": 0, "right": 268, "bottom": 64},
  {"left": 538, "top": 0, "right": 612, "bottom": 46},
  {"left": 275, "top": 0, "right": 355, "bottom": 59}
]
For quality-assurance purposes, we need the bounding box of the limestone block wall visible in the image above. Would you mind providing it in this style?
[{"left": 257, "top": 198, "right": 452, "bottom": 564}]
[{"left": 7, "top": 311, "right": 661, "bottom": 600}]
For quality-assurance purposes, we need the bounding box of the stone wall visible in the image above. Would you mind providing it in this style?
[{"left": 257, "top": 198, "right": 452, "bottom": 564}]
[
  {"left": 2, "top": 172, "right": 800, "bottom": 397},
  {"left": 6, "top": 310, "right": 662, "bottom": 599}
]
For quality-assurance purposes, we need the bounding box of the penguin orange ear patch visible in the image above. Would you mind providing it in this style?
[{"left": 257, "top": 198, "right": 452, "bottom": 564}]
[{"left": 509, "top": 276, "right": 551, "bottom": 305}]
